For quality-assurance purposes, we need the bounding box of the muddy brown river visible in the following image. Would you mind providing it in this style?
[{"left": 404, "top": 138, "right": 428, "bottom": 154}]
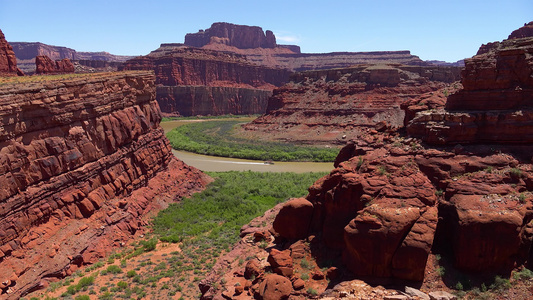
[{"left": 161, "top": 119, "right": 335, "bottom": 173}]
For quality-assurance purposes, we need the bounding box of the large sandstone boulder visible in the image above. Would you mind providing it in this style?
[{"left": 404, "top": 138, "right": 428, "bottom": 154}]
[
  {"left": 257, "top": 274, "right": 292, "bottom": 300},
  {"left": 272, "top": 198, "right": 314, "bottom": 240}
]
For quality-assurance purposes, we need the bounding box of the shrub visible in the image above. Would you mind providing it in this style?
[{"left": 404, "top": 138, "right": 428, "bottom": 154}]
[
  {"left": 307, "top": 287, "right": 318, "bottom": 296},
  {"left": 140, "top": 238, "right": 157, "bottom": 252},
  {"left": 126, "top": 270, "right": 137, "bottom": 278},
  {"left": 105, "top": 265, "right": 122, "bottom": 274},
  {"left": 117, "top": 281, "right": 128, "bottom": 289},
  {"left": 75, "top": 296, "right": 90, "bottom": 300},
  {"left": 490, "top": 276, "right": 511, "bottom": 290},
  {"left": 510, "top": 168, "right": 523, "bottom": 178},
  {"left": 300, "top": 259, "right": 313, "bottom": 270},
  {"left": 513, "top": 268, "right": 533, "bottom": 280}
]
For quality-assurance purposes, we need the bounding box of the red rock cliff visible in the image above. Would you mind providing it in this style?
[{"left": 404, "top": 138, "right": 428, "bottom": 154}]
[
  {"left": 35, "top": 55, "right": 75, "bottom": 74},
  {"left": 407, "top": 26, "right": 533, "bottom": 144},
  {"left": 123, "top": 47, "right": 291, "bottom": 116},
  {"left": 185, "top": 22, "right": 277, "bottom": 49},
  {"left": 242, "top": 64, "right": 461, "bottom": 144},
  {"left": 0, "top": 29, "right": 19, "bottom": 76},
  {"left": 0, "top": 71, "right": 209, "bottom": 298}
]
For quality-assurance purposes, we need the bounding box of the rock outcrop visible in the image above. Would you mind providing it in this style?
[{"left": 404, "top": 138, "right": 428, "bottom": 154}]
[
  {"left": 35, "top": 55, "right": 75, "bottom": 74},
  {"left": 185, "top": 22, "right": 277, "bottom": 49},
  {"left": 0, "top": 29, "right": 20, "bottom": 76},
  {"left": 264, "top": 22, "right": 533, "bottom": 287},
  {"left": 407, "top": 23, "right": 533, "bottom": 144},
  {"left": 123, "top": 47, "right": 290, "bottom": 116},
  {"left": 241, "top": 64, "right": 461, "bottom": 144},
  {"left": 509, "top": 21, "right": 533, "bottom": 39},
  {"left": 0, "top": 71, "right": 209, "bottom": 298}
]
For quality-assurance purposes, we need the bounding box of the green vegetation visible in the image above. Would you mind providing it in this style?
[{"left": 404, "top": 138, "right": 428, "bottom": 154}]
[
  {"left": 161, "top": 114, "right": 259, "bottom": 122},
  {"left": 166, "top": 120, "right": 338, "bottom": 162},
  {"left": 65, "top": 276, "right": 95, "bottom": 295},
  {"left": 154, "top": 171, "right": 326, "bottom": 247}
]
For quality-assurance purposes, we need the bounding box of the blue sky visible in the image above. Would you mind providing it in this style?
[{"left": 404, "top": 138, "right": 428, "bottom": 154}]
[{"left": 0, "top": 0, "right": 531, "bottom": 62}]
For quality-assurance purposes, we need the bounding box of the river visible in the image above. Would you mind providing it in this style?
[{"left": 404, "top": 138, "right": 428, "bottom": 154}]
[{"left": 161, "top": 119, "right": 335, "bottom": 173}]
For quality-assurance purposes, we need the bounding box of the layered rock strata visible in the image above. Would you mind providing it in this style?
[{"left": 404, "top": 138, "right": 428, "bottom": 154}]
[
  {"left": 185, "top": 22, "right": 277, "bottom": 49},
  {"left": 242, "top": 64, "right": 461, "bottom": 144},
  {"left": 35, "top": 55, "right": 74, "bottom": 74},
  {"left": 10, "top": 42, "right": 133, "bottom": 74},
  {"left": 182, "top": 23, "right": 430, "bottom": 71},
  {"left": 0, "top": 71, "right": 209, "bottom": 298},
  {"left": 408, "top": 23, "right": 533, "bottom": 144},
  {"left": 123, "top": 47, "right": 290, "bottom": 116},
  {"left": 0, "top": 29, "right": 20, "bottom": 76},
  {"left": 157, "top": 86, "right": 272, "bottom": 116}
]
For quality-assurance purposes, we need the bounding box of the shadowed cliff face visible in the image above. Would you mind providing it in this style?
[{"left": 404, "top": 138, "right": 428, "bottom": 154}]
[{"left": 0, "top": 71, "right": 210, "bottom": 298}]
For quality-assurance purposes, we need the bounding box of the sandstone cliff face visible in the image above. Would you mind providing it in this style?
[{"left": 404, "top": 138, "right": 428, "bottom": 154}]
[
  {"left": 182, "top": 23, "right": 428, "bottom": 71},
  {"left": 407, "top": 28, "right": 533, "bottom": 144},
  {"left": 157, "top": 86, "right": 272, "bottom": 116},
  {"left": 35, "top": 55, "right": 75, "bottom": 74},
  {"left": 10, "top": 42, "right": 133, "bottom": 62},
  {"left": 0, "top": 29, "right": 19, "bottom": 76},
  {"left": 10, "top": 42, "right": 133, "bottom": 74},
  {"left": 123, "top": 47, "right": 291, "bottom": 116},
  {"left": 185, "top": 22, "right": 277, "bottom": 49},
  {"left": 0, "top": 71, "right": 209, "bottom": 298},
  {"left": 124, "top": 47, "right": 289, "bottom": 88},
  {"left": 242, "top": 64, "right": 461, "bottom": 144}
]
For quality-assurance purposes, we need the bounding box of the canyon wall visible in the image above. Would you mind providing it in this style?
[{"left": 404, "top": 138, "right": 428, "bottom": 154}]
[
  {"left": 0, "top": 29, "right": 20, "bottom": 76},
  {"left": 0, "top": 71, "right": 209, "bottom": 298},
  {"left": 10, "top": 42, "right": 133, "bottom": 74},
  {"left": 241, "top": 64, "right": 461, "bottom": 144},
  {"left": 10, "top": 42, "right": 132, "bottom": 61},
  {"left": 407, "top": 27, "right": 533, "bottom": 144},
  {"left": 245, "top": 50, "right": 430, "bottom": 71},
  {"left": 123, "top": 47, "right": 291, "bottom": 116},
  {"left": 157, "top": 86, "right": 272, "bottom": 116}
]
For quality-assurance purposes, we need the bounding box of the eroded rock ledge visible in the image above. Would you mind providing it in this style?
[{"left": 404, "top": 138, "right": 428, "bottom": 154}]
[
  {"left": 0, "top": 71, "right": 209, "bottom": 298},
  {"left": 408, "top": 31, "right": 533, "bottom": 144}
]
